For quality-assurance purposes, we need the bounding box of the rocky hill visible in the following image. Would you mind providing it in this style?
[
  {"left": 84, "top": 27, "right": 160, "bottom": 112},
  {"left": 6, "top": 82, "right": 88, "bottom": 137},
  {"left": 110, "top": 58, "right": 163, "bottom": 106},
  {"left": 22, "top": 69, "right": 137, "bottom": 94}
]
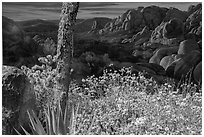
[{"left": 2, "top": 3, "right": 202, "bottom": 84}]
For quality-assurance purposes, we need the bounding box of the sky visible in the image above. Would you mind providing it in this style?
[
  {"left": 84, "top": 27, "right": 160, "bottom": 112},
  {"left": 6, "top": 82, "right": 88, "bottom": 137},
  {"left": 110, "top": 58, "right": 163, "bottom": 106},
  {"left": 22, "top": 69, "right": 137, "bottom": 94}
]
[{"left": 2, "top": 2, "right": 200, "bottom": 21}]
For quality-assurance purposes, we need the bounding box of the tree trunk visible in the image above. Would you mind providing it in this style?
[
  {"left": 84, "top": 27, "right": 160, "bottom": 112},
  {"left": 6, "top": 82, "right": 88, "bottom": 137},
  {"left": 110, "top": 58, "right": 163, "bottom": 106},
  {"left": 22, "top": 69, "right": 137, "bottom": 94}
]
[{"left": 56, "top": 2, "right": 79, "bottom": 107}]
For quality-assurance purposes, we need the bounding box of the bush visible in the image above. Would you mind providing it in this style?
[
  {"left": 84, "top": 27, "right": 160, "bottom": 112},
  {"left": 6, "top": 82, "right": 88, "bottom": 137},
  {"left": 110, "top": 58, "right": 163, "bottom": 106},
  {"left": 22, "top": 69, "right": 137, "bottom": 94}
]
[
  {"left": 22, "top": 64, "right": 202, "bottom": 135},
  {"left": 21, "top": 55, "right": 62, "bottom": 114},
  {"left": 67, "top": 68, "right": 202, "bottom": 135}
]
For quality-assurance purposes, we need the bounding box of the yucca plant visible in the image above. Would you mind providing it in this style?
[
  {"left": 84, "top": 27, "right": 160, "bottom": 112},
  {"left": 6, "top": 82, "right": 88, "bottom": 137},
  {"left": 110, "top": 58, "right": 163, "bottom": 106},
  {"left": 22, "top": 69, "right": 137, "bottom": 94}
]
[{"left": 15, "top": 101, "right": 79, "bottom": 135}]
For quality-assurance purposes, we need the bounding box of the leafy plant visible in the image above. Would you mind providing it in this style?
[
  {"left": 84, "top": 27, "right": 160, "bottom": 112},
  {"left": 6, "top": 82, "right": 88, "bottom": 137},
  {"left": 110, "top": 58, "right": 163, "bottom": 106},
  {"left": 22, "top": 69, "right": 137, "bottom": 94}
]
[
  {"left": 21, "top": 55, "right": 62, "bottom": 115},
  {"left": 15, "top": 101, "right": 79, "bottom": 135},
  {"left": 20, "top": 66, "right": 202, "bottom": 135}
]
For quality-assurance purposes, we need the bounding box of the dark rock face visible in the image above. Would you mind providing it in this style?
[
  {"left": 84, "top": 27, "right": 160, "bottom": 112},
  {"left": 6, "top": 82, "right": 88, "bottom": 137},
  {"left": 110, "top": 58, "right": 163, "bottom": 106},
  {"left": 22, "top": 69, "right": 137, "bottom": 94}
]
[
  {"left": 186, "top": 4, "right": 202, "bottom": 31},
  {"left": 100, "top": 8, "right": 145, "bottom": 33},
  {"left": 174, "top": 50, "right": 201, "bottom": 81},
  {"left": 122, "top": 26, "right": 152, "bottom": 44},
  {"left": 88, "top": 20, "right": 100, "bottom": 34},
  {"left": 2, "top": 66, "right": 36, "bottom": 135},
  {"left": 185, "top": 4, "right": 202, "bottom": 41},
  {"left": 163, "top": 18, "right": 184, "bottom": 39},
  {"left": 163, "top": 7, "right": 188, "bottom": 22},
  {"left": 193, "top": 61, "right": 202, "bottom": 84},
  {"left": 187, "top": 3, "right": 202, "bottom": 15},
  {"left": 100, "top": 5, "right": 168, "bottom": 34},
  {"left": 75, "top": 17, "right": 111, "bottom": 33},
  {"left": 142, "top": 6, "right": 168, "bottom": 30},
  {"left": 3, "top": 16, "right": 39, "bottom": 67},
  {"left": 177, "top": 39, "right": 200, "bottom": 55},
  {"left": 151, "top": 19, "right": 184, "bottom": 46}
]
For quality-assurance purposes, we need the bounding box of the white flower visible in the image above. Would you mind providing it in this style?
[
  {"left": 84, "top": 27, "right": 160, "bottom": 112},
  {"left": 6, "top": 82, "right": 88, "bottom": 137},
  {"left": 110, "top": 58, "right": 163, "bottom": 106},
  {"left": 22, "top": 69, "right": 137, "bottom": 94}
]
[
  {"left": 180, "top": 102, "right": 186, "bottom": 107},
  {"left": 134, "top": 117, "right": 147, "bottom": 125},
  {"left": 165, "top": 127, "right": 169, "bottom": 131}
]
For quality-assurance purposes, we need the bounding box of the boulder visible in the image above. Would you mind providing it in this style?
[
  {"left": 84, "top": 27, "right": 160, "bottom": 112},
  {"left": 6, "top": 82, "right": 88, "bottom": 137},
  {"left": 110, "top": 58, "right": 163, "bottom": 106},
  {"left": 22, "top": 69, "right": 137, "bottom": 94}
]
[
  {"left": 163, "top": 18, "right": 184, "bottom": 39},
  {"left": 163, "top": 7, "right": 188, "bottom": 22},
  {"left": 193, "top": 61, "right": 202, "bottom": 84},
  {"left": 160, "top": 55, "right": 175, "bottom": 70},
  {"left": 174, "top": 50, "right": 201, "bottom": 81},
  {"left": 149, "top": 46, "right": 179, "bottom": 64},
  {"left": 165, "top": 58, "right": 181, "bottom": 78},
  {"left": 177, "top": 39, "right": 200, "bottom": 54},
  {"left": 2, "top": 66, "right": 36, "bottom": 135}
]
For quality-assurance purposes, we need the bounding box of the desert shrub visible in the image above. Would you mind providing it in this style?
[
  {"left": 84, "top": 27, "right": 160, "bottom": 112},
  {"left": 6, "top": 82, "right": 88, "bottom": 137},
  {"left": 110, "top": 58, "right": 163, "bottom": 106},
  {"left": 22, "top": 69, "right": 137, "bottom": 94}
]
[
  {"left": 67, "top": 68, "right": 202, "bottom": 135},
  {"left": 21, "top": 55, "right": 62, "bottom": 114},
  {"left": 20, "top": 66, "right": 201, "bottom": 135}
]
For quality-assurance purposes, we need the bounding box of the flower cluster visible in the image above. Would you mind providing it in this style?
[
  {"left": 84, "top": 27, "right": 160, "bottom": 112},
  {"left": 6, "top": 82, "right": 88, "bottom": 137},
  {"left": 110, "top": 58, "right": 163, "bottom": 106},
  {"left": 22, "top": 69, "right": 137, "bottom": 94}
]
[
  {"left": 67, "top": 68, "right": 202, "bottom": 135},
  {"left": 21, "top": 55, "right": 62, "bottom": 113}
]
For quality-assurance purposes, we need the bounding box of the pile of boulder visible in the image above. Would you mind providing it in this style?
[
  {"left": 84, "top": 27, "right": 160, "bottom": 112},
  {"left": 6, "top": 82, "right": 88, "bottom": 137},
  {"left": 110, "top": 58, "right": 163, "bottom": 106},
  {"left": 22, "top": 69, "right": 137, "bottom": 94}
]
[
  {"left": 99, "top": 6, "right": 168, "bottom": 34},
  {"left": 146, "top": 4, "right": 201, "bottom": 84},
  {"left": 98, "top": 3, "right": 202, "bottom": 84}
]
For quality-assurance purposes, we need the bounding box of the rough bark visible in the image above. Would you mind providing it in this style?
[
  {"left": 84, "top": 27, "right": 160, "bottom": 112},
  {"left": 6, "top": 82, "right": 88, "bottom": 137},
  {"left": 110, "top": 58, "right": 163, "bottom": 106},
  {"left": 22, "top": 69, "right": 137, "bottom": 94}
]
[{"left": 56, "top": 2, "right": 79, "bottom": 106}]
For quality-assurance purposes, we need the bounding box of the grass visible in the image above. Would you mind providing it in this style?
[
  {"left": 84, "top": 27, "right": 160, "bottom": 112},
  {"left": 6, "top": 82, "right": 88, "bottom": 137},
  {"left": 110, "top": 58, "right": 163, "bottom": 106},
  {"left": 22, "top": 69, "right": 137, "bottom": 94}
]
[{"left": 20, "top": 67, "right": 202, "bottom": 135}]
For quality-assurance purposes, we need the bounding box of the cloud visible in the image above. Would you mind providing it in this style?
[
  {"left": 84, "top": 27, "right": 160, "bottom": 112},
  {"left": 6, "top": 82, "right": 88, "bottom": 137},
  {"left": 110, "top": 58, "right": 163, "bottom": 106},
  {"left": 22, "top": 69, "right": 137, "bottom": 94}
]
[{"left": 2, "top": 2, "right": 201, "bottom": 21}]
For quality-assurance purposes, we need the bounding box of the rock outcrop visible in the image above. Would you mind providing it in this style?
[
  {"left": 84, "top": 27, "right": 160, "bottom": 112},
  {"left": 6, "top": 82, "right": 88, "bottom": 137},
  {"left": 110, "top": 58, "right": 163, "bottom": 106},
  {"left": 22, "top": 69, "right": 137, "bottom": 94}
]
[
  {"left": 174, "top": 50, "right": 201, "bottom": 81},
  {"left": 150, "top": 18, "right": 184, "bottom": 46},
  {"left": 163, "top": 7, "right": 188, "bottom": 22},
  {"left": 2, "top": 3, "right": 202, "bottom": 87},
  {"left": 100, "top": 8, "right": 145, "bottom": 34},
  {"left": 142, "top": 6, "right": 168, "bottom": 30},
  {"left": 2, "top": 66, "right": 36, "bottom": 134},
  {"left": 100, "top": 5, "right": 168, "bottom": 34},
  {"left": 185, "top": 4, "right": 202, "bottom": 41},
  {"left": 163, "top": 18, "right": 184, "bottom": 39},
  {"left": 122, "top": 26, "right": 152, "bottom": 44}
]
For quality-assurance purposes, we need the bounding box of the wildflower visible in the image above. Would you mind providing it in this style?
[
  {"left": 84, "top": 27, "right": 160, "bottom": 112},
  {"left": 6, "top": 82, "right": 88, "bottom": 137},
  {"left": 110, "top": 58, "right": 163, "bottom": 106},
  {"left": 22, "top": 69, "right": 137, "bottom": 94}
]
[
  {"left": 165, "top": 127, "right": 169, "bottom": 131},
  {"left": 180, "top": 102, "right": 186, "bottom": 107},
  {"left": 133, "top": 117, "right": 147, "bottom": 126}
]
